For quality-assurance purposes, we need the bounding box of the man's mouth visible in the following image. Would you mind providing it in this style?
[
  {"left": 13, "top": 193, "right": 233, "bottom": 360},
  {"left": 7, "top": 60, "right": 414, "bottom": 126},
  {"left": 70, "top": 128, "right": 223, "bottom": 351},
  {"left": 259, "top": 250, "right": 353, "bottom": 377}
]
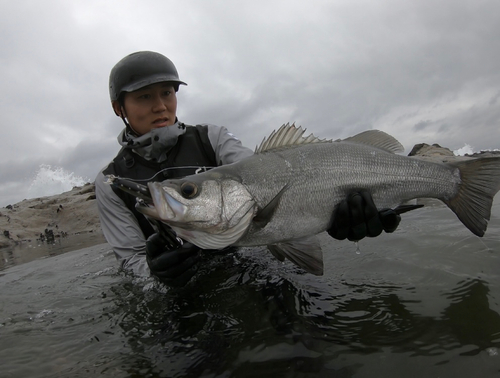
[{"left": 153, "top": 117, "right": 170, "bottom": 127}]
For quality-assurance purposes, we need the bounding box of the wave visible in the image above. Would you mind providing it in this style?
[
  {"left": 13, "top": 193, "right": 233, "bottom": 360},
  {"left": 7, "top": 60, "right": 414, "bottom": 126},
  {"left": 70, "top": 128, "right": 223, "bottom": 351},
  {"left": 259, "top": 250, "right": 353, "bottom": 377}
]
[{"left": 27, "top": 164, "right": 90, "bottom": 199}]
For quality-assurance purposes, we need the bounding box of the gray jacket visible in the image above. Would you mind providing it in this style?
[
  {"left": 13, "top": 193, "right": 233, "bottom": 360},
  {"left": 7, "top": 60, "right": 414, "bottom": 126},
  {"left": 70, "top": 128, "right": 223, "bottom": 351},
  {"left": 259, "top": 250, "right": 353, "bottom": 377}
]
[{"left": 95, "top": 121, "right": 253, "bottom": 276}]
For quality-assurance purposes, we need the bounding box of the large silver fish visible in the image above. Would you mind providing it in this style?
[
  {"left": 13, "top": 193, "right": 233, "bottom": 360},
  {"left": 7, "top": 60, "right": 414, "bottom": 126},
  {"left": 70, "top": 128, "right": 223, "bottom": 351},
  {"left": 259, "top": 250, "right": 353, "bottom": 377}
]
[{"left": 110, "top": 124, "right": 500, "bottom": 276}]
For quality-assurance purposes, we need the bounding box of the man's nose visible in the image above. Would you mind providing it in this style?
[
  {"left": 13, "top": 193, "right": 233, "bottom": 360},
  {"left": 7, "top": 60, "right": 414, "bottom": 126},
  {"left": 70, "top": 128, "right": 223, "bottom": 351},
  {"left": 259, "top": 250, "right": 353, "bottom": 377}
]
[{"left": 152, "top": 95, "right": 167, "bottom": 112}]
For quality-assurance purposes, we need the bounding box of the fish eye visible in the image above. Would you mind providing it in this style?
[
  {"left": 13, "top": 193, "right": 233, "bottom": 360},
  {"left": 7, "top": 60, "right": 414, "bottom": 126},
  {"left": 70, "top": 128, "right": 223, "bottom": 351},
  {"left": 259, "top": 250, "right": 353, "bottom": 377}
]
[{"left": 180, "top": 182, "right": 199, "bottom": 199}]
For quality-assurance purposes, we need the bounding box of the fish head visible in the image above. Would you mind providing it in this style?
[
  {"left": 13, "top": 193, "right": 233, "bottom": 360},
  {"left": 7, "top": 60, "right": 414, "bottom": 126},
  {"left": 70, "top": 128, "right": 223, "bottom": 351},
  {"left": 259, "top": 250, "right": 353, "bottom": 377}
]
[{"left": 139, "top": 173, "right": 256, "bottom": 243}]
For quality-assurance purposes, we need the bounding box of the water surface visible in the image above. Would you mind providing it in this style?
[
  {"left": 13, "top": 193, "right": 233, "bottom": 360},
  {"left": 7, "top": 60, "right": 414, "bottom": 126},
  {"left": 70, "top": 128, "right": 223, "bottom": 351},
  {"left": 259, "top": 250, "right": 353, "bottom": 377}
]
[{"left": 1, "top": 199, "right": 499, "bottom": 377}]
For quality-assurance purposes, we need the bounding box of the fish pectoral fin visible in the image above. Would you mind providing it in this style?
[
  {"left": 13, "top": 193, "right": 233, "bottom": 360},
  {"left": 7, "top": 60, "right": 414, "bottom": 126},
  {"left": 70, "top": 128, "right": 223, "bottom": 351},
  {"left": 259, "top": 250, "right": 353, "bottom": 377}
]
[
  {"left": 253, "top": 184, "right": 289, "bottom": 228},
  {"left": 268, "top": 236, "right": 324, "bottom": 276}
]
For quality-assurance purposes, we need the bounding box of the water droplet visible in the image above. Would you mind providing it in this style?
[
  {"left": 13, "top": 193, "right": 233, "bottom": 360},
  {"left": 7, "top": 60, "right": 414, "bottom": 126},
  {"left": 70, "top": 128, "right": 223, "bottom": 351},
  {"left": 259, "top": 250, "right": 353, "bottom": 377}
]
[{"left": 487, "top": 347, "right": 498, "bottom": 356}]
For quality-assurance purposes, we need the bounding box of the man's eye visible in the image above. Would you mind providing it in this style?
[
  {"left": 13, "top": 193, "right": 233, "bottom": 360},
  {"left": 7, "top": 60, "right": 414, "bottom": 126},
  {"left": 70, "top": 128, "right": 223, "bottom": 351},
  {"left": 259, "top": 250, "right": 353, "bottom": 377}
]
[{"left": 138, "top": 94, "right": 151, "bottom": 99}]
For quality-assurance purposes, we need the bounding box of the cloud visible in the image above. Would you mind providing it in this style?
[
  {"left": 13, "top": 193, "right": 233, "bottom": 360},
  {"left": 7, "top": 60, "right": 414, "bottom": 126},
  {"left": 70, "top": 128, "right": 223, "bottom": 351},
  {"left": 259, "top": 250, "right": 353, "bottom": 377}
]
[{"left": 1, "top": 0, "right": 500, "bottom": 206}]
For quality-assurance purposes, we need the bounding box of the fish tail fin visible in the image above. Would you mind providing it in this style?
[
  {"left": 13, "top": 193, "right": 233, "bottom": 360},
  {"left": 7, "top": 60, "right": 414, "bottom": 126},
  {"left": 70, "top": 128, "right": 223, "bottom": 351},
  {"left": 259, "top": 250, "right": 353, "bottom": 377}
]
[
  {"left": 445, "top": 157, "right": 500, "bottom": 237},
  {"left": 268, "top": 236, "right": 324, "bottom": 275}
]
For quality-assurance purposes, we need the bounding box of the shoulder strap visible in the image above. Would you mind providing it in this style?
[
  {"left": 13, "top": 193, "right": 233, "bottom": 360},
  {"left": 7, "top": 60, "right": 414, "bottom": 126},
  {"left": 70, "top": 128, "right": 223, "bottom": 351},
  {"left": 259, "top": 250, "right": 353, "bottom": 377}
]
[
  {"left": 195, "top": 124, "right": 217, "bottom": 166},
  {"left": 165, "top": 124, "right": 217, "bottom": 168}
]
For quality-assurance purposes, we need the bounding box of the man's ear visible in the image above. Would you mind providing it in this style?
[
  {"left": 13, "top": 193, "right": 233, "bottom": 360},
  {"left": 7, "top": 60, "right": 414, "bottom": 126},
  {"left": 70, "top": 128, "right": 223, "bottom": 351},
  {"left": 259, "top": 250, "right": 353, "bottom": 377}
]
[{"left": 112, "top": 101, "right": 124, "bottom": 117}]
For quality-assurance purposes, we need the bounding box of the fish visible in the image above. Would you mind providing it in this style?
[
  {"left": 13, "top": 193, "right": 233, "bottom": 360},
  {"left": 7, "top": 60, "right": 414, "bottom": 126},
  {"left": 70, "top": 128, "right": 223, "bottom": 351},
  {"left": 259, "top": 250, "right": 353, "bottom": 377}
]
[{"left": 109, "top": 124, "right": 500, "bottom": 276}]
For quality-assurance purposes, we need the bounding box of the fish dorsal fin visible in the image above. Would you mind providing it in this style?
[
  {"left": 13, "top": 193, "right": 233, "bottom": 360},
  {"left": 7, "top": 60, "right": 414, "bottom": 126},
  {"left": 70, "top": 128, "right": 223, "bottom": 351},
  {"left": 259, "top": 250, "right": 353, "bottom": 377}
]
[
  {"left": 339, "top": 130, "right": 404, "bottom": 154},
  {"left": 255, "top": 123, "right": 330, "bottom": 153}
]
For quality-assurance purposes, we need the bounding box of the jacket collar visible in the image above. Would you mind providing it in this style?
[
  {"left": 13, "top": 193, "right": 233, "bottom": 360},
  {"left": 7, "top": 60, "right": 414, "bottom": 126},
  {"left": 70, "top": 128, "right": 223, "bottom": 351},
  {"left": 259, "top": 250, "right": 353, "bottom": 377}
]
[{"left": 117, "top": 120, "right": 187, "bottom": 163}]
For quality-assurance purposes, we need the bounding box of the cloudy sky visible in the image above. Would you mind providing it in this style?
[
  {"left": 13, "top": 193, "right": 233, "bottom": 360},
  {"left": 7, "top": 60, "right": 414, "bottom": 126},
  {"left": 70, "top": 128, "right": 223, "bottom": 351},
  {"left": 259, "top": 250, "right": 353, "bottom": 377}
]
[{"left": 1, "top": 0, "right": 499, "bottom": 206}]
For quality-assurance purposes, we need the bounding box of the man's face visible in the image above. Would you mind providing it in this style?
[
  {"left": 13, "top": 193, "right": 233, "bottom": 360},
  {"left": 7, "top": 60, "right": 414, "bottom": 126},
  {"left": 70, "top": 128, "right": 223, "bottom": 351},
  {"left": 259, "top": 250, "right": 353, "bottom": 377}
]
[{"left": 115, "top": 82, "right": 177, "bottom": 135}]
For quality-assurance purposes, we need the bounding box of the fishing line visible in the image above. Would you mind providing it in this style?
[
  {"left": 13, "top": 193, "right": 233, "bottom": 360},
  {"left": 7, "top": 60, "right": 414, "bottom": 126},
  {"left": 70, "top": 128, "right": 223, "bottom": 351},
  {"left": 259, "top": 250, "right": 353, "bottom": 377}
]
[
  {"left": 475, "top": 235, "right": 492, "bottom": 253},
  {"left": 115, "top": 166, "right": 216, "bottom": 183}
]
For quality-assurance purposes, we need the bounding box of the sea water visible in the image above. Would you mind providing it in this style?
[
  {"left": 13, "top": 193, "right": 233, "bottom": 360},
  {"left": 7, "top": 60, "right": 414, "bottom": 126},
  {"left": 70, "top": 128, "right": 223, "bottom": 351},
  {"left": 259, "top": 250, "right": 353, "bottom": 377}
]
[
  {"left": 0, "top": 197, "right": 499, "bottom": 377},
  {"left": 0, "top": 165, "right": 91, "bottom": 208},
  {"left": 27, "top": 164, "right": 90, "bottom": 200}
]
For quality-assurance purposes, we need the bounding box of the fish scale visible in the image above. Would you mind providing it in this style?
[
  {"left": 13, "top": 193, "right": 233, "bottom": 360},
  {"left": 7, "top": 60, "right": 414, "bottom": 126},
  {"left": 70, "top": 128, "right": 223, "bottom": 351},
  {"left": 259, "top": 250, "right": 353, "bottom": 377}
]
[{"left": 234, "top": 141, "right": 459, "bottom": 246}]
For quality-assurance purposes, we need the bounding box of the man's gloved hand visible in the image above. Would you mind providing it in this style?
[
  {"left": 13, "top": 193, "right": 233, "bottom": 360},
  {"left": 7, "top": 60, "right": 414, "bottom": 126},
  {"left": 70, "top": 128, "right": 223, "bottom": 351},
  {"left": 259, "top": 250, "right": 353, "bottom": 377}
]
[
  {"left": 328, "top": 190, "right": 401, "bottom": 242},
  {"left": 146, "top": 232, "right": 200, "bottom": 287}
]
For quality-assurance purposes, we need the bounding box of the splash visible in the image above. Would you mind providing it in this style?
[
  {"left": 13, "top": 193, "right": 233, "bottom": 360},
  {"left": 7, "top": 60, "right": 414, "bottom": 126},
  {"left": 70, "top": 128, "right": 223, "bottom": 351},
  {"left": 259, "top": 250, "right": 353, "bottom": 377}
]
[
  {"left": 454, "top": 144, "right": 500, "bottom": 156},
  {"left": 27, "top": 164, "right": 89, "bottom": 199},
  {"left": 454, "top": 143, "right": 475, "bottom": 156}
]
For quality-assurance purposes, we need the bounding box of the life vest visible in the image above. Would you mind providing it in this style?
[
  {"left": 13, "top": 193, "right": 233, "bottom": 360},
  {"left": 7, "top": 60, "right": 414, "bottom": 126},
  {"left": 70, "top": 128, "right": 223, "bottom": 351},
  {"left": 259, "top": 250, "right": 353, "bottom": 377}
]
[{"left": 103, "top": 124, "right": 217, "bottom": 238}]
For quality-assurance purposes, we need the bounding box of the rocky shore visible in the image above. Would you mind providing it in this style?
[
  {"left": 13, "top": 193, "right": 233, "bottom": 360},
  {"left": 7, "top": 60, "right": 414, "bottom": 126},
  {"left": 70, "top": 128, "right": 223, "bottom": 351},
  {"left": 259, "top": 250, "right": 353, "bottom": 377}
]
[
  {"left": 408, "top": 143, "right": 500, "bottom": 161},
  {"left": 0, "top": 182, "right": 103, "bottom": 249}
]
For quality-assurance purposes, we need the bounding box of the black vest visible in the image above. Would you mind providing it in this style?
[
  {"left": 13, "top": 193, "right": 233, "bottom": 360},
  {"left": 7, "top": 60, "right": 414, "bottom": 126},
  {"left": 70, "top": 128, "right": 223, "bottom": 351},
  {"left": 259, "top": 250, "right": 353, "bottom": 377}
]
[{"left": 103, "top": 124, "right": 217, "bottom": 238}]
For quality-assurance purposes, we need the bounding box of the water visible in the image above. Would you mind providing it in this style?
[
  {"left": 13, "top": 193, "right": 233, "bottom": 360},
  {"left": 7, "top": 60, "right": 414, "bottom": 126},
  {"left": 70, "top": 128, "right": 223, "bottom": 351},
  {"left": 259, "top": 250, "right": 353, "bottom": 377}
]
[
  {"left": 0, "top": 233, "right": 107, "bottom": 271},
  {"left": 453, "top": 143, "right": 475, "bottom": 156},
  {"left": 1, "top": 164, "right": 90, "bottom": 208},
  {"left": 27, "top": 164, "right": 90, "bottom": 200},
  {"left": 1, "top": 199, "right": 500, "bottom": 377}
]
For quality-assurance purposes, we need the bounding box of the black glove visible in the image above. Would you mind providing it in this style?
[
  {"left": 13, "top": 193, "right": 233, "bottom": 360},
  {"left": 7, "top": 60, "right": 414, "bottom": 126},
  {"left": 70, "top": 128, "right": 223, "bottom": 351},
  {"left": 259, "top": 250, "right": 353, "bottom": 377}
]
[
  {"left": 328, "top": 190, "right": 401, "bottom": 242},
  {"left": 146, "top": 232, "right": 201, "bottom": 287}
]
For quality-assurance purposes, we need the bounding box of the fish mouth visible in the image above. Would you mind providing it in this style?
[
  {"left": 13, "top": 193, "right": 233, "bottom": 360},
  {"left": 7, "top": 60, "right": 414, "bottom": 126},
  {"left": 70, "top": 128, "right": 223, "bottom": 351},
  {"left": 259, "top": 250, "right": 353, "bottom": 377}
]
[
  {"left": 146, "top": 181, "right": 187, "bottom": 222},
  {"left": 107, "top": 175, "right": 160, "bottom": 218},
  {"left": 108, "top": 176, "right": 186, "bottom": 223}
]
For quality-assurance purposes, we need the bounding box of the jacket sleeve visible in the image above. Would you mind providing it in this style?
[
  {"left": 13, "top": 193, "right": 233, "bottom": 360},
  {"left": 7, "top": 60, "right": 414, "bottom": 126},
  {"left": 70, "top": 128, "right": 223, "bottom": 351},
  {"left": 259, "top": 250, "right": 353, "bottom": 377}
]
[
  {"left": 205, "top": 124, "right": 254, "bottom": 165},
  {"left": 95, "top": 169, "right": 151, "bottom": 276}
]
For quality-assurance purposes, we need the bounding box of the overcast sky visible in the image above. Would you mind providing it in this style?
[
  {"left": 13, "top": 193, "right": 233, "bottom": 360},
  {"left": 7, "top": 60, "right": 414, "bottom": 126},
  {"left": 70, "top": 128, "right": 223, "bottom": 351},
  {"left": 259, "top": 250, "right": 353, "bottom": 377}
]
[{"left": 1, "top": 0, "right": 499, "bottom": 206}]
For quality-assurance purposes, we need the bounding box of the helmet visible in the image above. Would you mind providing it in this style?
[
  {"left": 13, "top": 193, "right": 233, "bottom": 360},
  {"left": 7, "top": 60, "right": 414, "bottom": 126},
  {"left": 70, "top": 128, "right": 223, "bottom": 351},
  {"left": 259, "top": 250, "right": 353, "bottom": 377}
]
[{"left": 109, "top": 51, "right": 187, "bottom": 102}]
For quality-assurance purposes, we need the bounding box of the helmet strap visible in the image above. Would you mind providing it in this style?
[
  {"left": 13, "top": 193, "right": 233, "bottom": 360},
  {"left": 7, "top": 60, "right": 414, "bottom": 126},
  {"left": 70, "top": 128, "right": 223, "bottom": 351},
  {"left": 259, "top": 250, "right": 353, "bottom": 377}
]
[
  {"left": 119, "top": 110, "right": 130, "bottom": 129},
  {"left": 119, "top": 104, "right": 144, "bottom": 136}
]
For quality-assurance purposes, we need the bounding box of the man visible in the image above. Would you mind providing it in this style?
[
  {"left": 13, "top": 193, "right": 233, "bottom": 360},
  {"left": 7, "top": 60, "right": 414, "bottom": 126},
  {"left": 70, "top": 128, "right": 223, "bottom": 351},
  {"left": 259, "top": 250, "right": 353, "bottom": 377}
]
[{"left": 95, "top": 51, "right": 400, "bottom": 286}]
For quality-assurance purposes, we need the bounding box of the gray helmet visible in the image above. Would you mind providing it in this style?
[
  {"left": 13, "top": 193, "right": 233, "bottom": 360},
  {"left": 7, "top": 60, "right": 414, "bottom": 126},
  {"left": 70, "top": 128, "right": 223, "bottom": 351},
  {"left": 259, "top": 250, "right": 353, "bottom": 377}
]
[{"left": 109, "top": 51, "right": 187, "bottom": 101}]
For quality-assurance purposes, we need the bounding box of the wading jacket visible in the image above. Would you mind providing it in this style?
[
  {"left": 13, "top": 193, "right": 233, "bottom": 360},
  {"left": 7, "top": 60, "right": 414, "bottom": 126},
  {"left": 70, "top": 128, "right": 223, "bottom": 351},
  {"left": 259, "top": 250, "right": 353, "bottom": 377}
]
[{"left": 95, "top": 121, "right": 253, "bottom": 276}]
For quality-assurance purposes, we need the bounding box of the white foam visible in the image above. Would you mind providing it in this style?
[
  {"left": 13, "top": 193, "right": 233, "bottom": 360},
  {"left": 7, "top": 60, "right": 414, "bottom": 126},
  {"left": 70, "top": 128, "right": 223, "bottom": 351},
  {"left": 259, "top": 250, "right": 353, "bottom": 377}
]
[
  {"left": 453, "top": 143, "right": 475, "bottom": 156},
  {"left": 27, "top": 164, "right": 89, "bottom": 199}
]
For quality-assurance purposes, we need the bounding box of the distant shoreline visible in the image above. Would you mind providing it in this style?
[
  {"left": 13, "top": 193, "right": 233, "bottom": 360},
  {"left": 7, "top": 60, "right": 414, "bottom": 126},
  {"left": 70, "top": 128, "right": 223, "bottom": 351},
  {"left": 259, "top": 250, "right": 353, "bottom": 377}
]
[{"left": 0, "top": 183, "right": 103, "bottom": 250}]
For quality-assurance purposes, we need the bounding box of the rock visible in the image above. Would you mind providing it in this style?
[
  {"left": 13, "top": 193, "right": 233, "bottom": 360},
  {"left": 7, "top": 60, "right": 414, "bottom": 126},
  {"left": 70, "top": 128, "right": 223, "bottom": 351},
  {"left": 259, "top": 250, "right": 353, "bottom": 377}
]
[
  {"left": 78, "top": 184, "right": 95, "bottom": 195},
  {"left": 409, "top": 143, "right": 500, "bottom": 164},
  {"left": 0, "top": 183, "right": 103, "bottom": 249},
  {"left": 408, "top": 143, "right": 454, "bottom": 157},
  {"left": 408, "top": 142, "right": 471, "bottom": 164},
  {"left": 466, "top": 150, "right": 500, "bottom": 158}
]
